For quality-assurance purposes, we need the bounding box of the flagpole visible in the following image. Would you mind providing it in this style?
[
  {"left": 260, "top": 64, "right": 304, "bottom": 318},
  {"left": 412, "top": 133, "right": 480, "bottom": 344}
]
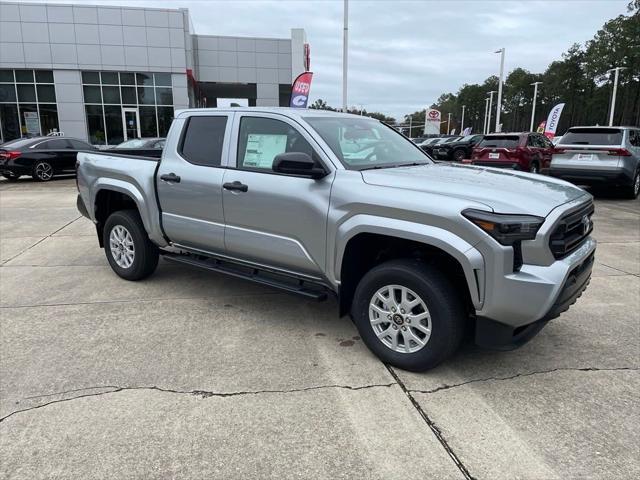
[
  {"left": 495, "top": 48, "right": 505, "bottom": 132},
  {"left": 342, "top": 0, "right": 348, "bottom": 112}
]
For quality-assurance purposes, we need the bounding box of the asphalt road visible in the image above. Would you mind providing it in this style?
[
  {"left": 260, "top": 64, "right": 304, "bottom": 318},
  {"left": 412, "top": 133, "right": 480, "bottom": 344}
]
[{"left": 1, "top": 177, "right": 638, "bottom": 479}]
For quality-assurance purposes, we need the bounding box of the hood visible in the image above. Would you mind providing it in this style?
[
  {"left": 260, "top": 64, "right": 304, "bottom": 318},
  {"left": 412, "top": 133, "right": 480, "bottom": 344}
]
[{"left": 361, "top": 163, "right": 588, "bottom": 217}]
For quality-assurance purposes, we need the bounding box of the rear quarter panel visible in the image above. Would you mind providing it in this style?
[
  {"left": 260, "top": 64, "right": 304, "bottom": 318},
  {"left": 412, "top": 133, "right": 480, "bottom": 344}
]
[{"left": 76, "top": 152, "right": 167, "bottom": 246}]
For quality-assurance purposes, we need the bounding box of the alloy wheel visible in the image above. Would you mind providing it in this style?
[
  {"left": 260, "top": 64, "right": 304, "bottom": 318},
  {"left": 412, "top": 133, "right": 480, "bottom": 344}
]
[
  {"left": 109, "top": 225, "right": 135, "bottom": 269},
  {"left": 369, "top": 284, "right": 432, "bottom": 353},
  {"left": 35, "top": 163, "right": 53, "bottom": 181}
]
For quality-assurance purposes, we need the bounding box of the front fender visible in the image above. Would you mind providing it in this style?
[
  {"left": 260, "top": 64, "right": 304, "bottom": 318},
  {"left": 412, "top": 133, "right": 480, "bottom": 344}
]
[{"left": 333, "top": 214, "right": 485, "bottom": 308}]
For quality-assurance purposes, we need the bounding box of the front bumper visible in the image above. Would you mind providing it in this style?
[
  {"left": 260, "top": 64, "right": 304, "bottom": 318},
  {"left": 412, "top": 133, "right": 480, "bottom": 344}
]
[{"left": 475, "top": 237, "right": 596, "bottom": 350}]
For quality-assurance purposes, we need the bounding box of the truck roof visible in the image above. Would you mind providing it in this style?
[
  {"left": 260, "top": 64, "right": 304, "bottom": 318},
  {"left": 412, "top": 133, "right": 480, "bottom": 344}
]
[{"left": 174, "top": 107, "right": 371, "bottom": 121}]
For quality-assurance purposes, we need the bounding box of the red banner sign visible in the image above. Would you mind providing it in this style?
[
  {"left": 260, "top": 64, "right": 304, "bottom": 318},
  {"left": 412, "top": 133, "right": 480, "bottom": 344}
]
[{"left": 290, "top": 72, "right": 313, "bottom": 108}]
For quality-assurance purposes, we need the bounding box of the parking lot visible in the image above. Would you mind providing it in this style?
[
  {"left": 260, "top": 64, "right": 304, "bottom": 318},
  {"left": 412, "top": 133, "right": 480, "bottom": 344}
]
[{"left": 0, "top": 177, "right": 638, "bottom": 479}]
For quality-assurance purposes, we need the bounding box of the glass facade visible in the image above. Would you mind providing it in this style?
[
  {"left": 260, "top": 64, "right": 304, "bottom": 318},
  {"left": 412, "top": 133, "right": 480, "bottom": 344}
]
[
  {"left": 0, "top": 69, "right": 59, "bottom": 143},
  {"left": 82, "top": 71, "right": 174, "bottom": 145}
]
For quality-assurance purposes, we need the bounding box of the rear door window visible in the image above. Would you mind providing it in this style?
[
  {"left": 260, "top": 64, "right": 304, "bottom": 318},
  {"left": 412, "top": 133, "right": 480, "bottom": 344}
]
[
  {"left": 35, "top": 139, "right": 71, "bottom": 150},
  {"left": 179, "top": 116, "right": 228, "bottom": 167},
  {"left": 478, "top": 136, "right": 520, "bottom": 148},
  {"left": 561, "top": 128, "right": 623, "bottom": 146},
  {"left": 68, "top": 139, "right": 92, "bottom": 150}
]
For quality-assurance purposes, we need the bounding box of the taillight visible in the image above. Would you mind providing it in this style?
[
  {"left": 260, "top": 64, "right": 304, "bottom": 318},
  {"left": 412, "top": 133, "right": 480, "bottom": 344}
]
[
  {"left": 0, "top": 151, "right": 21, "bottom": 160},
  {"left": 608, "top": 148, "right": 631, "bottom": 156}
]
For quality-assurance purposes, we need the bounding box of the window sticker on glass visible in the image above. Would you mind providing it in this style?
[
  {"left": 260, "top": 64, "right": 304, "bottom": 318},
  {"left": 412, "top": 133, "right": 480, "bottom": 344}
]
[{"left": 244, "top": 134, "right": 287, "bottom": 169}]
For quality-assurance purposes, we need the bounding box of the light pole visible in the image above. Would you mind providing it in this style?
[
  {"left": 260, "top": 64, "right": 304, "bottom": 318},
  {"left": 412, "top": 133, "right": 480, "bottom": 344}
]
[
  {"left": 483, "top": 97, "right": 490, "bottom": 134},
  {"left": 487, "top": 90, "right": 496, "bottom": 134},
  {"left": 495, "top": 48, "right": 505, "bottom": 132},
  {"left": 530, "top": 81, "right": 542, "bottom": 132},
  {"left": 606, "top": 66, "right": 627, "bottom": 126},
  {"left": 461, "top": 105, "right": 466, "bottom": 132},
  {"left": 342, "top": 0, "right": 349, "bottom": 112},
  {"left": 447, "top": 112, "right": 452, "bottom": 135}
]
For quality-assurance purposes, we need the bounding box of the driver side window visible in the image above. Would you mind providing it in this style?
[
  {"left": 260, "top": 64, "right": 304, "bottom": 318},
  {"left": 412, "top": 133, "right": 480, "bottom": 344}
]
[{"left": 237, "top": 117, "right": 320, "bottom": 172}]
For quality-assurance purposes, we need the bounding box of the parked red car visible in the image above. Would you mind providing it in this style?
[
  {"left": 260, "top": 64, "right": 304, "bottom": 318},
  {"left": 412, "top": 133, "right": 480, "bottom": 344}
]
[{"left": 469, "top": 132, "right": 554, "bottom": 173}]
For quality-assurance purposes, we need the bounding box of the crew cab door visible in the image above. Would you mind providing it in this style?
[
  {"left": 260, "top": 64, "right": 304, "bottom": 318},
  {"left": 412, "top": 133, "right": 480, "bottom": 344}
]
[
  {"left": 221, "top": 113, "right": 334, "bottom": 277},
  {"left": 156, "top": 113, "right": 232, "bottom": 253}
]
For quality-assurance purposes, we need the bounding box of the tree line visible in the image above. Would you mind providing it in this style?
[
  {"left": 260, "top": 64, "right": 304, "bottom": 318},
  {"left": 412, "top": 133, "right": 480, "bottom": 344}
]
[
  {"left": 309, "top": 99, "right": 397, "bottom": 124},
  {"left": 404, "top": 1, "right": 639, "bottom": 137}
]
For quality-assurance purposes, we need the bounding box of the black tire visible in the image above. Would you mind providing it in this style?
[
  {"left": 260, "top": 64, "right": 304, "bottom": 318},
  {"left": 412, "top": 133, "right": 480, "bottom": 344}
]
[
  {"left": 1, "top": 172, "right": 19, "bottom": 182},
  {"left": 529, "top": 161, "right": 540, "bottom": 174},
  {"left": 32, "top": 161, "right": 54, "bottom": 182},
  {"left": 103, "top": 209, "right": 159, "bottom": 281},
  {"left": 622, "top": 170, "right": 639, "bottom": 199},
  {"left": 453, "top": 149, "right": 466, "bottom": 162},
  {"left": 351, "top": 259, "right": 466, "bottom": 372}
]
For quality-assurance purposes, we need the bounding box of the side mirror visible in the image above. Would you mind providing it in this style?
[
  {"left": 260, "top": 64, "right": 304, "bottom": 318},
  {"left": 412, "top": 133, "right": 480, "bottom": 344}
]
[{"left": 272, "top": 152, "right": 327, "bottom": 179}]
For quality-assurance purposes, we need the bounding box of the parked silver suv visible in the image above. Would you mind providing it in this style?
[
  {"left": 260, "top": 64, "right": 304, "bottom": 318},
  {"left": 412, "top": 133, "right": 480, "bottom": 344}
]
[
  {"left": 550, "top": 126, "right": 640, "bottom": 199},
  {"left": 76, "top": 108, "right": 596, "bottom": 371}
]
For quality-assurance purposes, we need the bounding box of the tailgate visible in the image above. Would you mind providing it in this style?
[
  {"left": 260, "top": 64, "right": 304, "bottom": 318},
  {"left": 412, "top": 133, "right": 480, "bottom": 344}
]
[
  {"left": 473, "top": 147, "right": 518, "bottom": 162},
  {"left": 552, "top": 145, "right": 623, "bottom": 170}
]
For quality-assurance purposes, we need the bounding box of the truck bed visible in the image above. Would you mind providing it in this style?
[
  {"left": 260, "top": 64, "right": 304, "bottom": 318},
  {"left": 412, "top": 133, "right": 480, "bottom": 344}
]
[{"left": 76, "top": 150, "right": 166, "bottom": 247}]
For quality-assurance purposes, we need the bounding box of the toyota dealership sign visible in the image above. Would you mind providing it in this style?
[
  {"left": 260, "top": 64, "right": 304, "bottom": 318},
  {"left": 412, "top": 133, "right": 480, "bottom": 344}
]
[{"left": 424, "top": 108, "right": 441, "bottom": 135}]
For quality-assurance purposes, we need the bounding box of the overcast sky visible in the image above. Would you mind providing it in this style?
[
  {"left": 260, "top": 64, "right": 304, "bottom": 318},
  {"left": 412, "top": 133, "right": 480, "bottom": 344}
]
[{"left": 26, "top": 0, "right": 632, "bottom": 120}]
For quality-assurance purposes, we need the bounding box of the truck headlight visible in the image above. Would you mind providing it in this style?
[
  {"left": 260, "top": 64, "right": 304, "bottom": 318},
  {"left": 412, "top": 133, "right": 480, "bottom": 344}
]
[{"left": 462, "top": 209, "right": 544, "bottom": 245}]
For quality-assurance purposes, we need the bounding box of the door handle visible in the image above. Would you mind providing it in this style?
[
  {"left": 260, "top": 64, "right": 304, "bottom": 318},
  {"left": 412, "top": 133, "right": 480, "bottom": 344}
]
[
  {"left": 160, "top": 173, "right": 181, "bottom": 183},
  {"left": 223, "top": 181, "right": 248, "bottom": 192}
]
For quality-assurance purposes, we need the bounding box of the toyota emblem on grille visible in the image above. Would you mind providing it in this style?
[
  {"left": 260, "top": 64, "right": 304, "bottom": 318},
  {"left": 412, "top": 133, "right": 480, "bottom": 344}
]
[{"left": 581, "top": 215, "right": 590, "bottom": 235}]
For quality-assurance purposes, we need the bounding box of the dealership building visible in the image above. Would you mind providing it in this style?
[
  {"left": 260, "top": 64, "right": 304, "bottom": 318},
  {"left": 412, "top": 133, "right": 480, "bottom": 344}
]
[{"left": 0, "top": 1, "right": 308, "bottom": 145}]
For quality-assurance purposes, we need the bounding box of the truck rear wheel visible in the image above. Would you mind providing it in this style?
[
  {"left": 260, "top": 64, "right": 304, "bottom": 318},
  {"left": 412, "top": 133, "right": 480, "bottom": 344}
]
[
  {"left": 351, "top": 259, "right": 466, "bottom": 371},
  {"left": 103, "top": 209, "right": 159, "bottom": 281}
]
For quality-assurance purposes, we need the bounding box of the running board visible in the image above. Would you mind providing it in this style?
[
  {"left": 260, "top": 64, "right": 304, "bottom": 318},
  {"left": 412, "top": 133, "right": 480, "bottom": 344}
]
[{"left": 161, "top": 252, "right": 329, "bottom": 301}]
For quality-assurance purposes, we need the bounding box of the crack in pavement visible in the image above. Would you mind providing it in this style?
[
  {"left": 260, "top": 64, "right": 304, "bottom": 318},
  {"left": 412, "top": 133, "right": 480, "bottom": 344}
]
[
  {"left": 1, "top": 215, "right": 82, "bottom": 265},
  {"left": 409, "top": 366, "right": 639, "bottom": 395},
  {"left": 0, "top": 383, "right": 396, "bottom": 424},
  {"left": 597, "top": 263, "right": 640, "bottom": 278},
  {"left": 385, "top": 365, "right": 475, "bottom": 480}
]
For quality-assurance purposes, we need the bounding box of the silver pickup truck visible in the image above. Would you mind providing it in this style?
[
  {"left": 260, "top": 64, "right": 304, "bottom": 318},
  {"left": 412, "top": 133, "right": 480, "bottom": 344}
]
[{"left": 76, "top": 108, "right": 596, "bottom": 371}]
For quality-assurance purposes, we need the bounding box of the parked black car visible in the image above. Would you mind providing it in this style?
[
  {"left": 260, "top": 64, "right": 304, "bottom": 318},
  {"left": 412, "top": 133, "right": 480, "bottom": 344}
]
[
  {"left": 433, "top": 134, "right": 484, "bottom": 162},
  {"left": 420, "top": 136, "right": 459, "bottom": 157},
  {"left": 0, "top": 136, "right": 95, "bottom": 182}
]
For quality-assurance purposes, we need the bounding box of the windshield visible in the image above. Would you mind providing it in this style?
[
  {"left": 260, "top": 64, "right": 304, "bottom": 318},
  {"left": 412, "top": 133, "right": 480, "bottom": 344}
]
[
  {"left": 115, "top": 139, "right": 148, "bottom": 148},
  {"left": 304, "top": 116, "right": 432, "bottom": 170},
  {"left": 478, "top": 136, "right": 520, "bottom": 148},
  {"left": 561, "top": 128, "right": 623, "bottom": 146}
]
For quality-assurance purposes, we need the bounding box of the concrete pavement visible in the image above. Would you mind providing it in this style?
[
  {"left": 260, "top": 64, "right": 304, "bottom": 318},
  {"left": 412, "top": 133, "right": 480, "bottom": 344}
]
[{"left": 1, "top": 177, "right": 638, "bottom": 479}]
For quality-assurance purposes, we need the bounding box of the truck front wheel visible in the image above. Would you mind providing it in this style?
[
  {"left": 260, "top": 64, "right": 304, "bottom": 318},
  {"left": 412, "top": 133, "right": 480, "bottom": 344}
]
[
  {"left": 351, "top": 259, "right": 466, "bottom": 371},
  {"left": 103, "top": 209, "right": 159, "bottom": 281}
]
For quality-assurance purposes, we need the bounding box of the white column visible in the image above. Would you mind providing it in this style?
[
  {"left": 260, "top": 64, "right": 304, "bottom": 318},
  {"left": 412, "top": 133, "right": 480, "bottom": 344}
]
[{"left": 461, "top": 105, "right": 466, "bottom": 132}]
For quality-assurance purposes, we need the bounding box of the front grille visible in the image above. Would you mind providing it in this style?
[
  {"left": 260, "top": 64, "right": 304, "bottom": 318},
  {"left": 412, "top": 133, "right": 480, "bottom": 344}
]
[{"left": 549, "top": 201, "right": 594, "bottom": 259}]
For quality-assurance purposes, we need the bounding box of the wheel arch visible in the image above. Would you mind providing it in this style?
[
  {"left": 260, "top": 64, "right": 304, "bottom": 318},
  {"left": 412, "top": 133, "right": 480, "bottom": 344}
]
[
  {"left": 92, "top": 181, "right": 151, "bottom": 248},
  {"left": 334, "top": 218, "right": 484, "bottom": 317}
]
